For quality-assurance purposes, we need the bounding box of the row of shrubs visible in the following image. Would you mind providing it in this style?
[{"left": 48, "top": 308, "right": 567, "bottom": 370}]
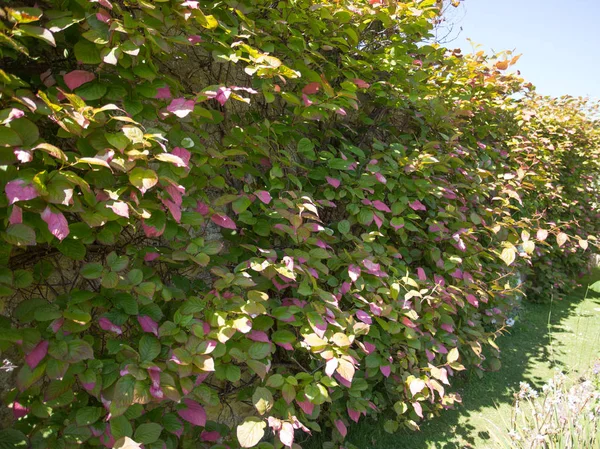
[{"left": 0, "top": 1, "right": 598, "bottom": 448}]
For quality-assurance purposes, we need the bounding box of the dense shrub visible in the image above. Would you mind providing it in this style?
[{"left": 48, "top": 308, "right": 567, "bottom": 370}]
[{"left": 0, "top": 1, "right": 598, "bottom": 448}]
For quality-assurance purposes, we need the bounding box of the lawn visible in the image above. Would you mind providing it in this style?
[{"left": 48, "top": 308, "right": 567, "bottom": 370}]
[{"left": 305, "top": 274, "right": 600, "bottom": 449}]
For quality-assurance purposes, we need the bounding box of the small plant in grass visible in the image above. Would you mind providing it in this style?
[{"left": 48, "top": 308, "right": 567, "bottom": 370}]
[{"left": 489, "top": 361, "right": 600, "bottom": 449}]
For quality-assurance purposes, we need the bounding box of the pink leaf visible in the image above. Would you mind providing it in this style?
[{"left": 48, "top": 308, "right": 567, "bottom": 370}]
[
  {"left": 215, "top": 87, "right": 231, "bottom": 106},
  {"left": 361, "top": 341, "right": 376, "bottom": 354},
  {"left": 413, "top": 402, "right": 423, "bottom": 418},
  {"left": 201, "top": 431, "right": 220, "bottom": 442},
  {"left": 248, "top": 330, "right": 270, "bottom": 343},
  {"left": 167, "top": 98, "right": 195, "bottom": 118},
  {"left": 355, "top": 310, "right": 372, "bottom": 324},
  {"left": 380, "top": 365, "right": 391, "bottom": 377},
  {"left": 373, "top": 214, "right": 383, "bottom": 229},
  {"left": 96, "top": 9, "right": 111, "bottom": 23},
  {"left": 13, "top": 401, "right": 29, "bottom": 419},
  {"left": 335, "top": 107, "right": 347, "bottom": 116},
  {"left": 276, "top": 342, "right": 293, "bottom": 351},
  {"left": 155, "top": 86, "right": 172, "bottom": 99},
  {"left": 188, "top": 35, "right": 203, "bottom": 44},
  {"left": 297, "top": 398, "right": 314, "bottom": 415},
  {"left": 279, "top": 422, "right": 295, "bottom": 447},
  {"left": 25, "top": 340, "right": 48, "bottom": 370},
  {"left": 302, "top": 82, "right": 321, "bottom": 95},
  {"left": 162, "top": 198, "right": 182, "bottom": 223},
  {"left": 142, "top": 220, "right": 165, "bottom": 238},
  {"left": 14, "top": 148, "right": 33, "bottom": 163},
  {"left": 64, "top": 70, "right": 96, "bottom": 90},
  {"left": 195, "top": 201, "right": 210, "bottom": 215},
  {"left": 348, "top": 264, "right": 361, "bottom": 282},
  {"left": 4, "top": 108, "right": 25, "bottom": 123},
  {"left": 255, "top": 190, "right": 272, "bottom": 204},
  {"left": 353, "top": 78, "right": 371, "bottom": 89},
  {"left": 107, "top": 201, "right": 129, "bottom": 218},
  {"left": 417, "top": 267, "right": 426, "bottom": 281},
  {"left": 302, "top": 93, "right": 313, "bottom": 106},
  {"left": 348, "top": 408, "right": 361, "bottom": 423},
  {"left": 144, "top": 252, "right": 160, "bottom": 262},
  {"left": 177, "top": 399, "right": 207, "bottom": 427},
  {"left": 172, "top": 147, "right": 191, "bottom": 168},
  {"left": 466, "top": 294, "right": 479, "bottom": 307},
  {"left": 375, "top": 172, "right": 387, "bottom": 184},
  {"left": 326, "top": 177, "right": 341, "bottom": 188},
  {"left": 211, "top": 213, "right": 236, "bottom": 230},
  {"left": 98, "top": 317, "right": 122, "bottom": 335},
  {"left": 5, "top": 179, "right": 38, "bottom": 204},
  {"left": 138, "top": 316, "right": 159, "bottom": 336},
  {"left": 335, "top": 420, "right": 347, "bottom": 438},
  {"left": 409, "top": 200, "right": 427, "bottom": 211},
  {"left": 41, "top": 206, "right": 69, "bottom": 241},
  {"left": 9, "top": 205, "right": 22, "bottom": 225}
]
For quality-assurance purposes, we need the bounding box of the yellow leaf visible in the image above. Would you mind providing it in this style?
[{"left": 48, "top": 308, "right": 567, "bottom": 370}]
[
  {"left": 557, "top": 232, "right": 568, "bottom": 247},
  {"left": 501, "top": 247, "right": 516, "bottom": 266},
  {"left": 332, "top": 332, "right": 351, "bottom": 347}
]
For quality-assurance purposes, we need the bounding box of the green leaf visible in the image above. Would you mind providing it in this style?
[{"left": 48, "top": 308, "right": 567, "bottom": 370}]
[
  {"left": 0, "top": 429, "right": 28, "bottom": 449},
  {"left": 6, "top": 118, "right": 38, "bottom": 145},
  {"left": 76, "top": 83, "right": 107, "bottom": 101},
  {"left": 338, "top": 220, "right": 351, "bottom": 234},
  {"left": 133, "top": 423, "right": 162, "bottom": 444},
  {"left": 76, "top": 407, "right": 104, "bottom": 426},
  {"left": 0, "top": 126, "right": 23, "bottom": 147},
  {"left": 111, "top": 376, "right": 135, "bottom": 413},
  {"left": 237, "top": 417, "right": 266, "bottom": 448},
  {"left": 107, "top": 252, "right": 129, "bottom": 271},
  {"left": 57, "top": 239, "right": 86, "bottom": 260},
  {"left": 129, "top": 168, "right": 158, "bottom": 194},
  {"left": 111, "top": 415, "right": 133, "bottom": 440},
  {"left": 252, "top": 386, "right": 273, "bottom": 415},
  {"left": 13, "top": 269, "right": 33, "bottom": 288},
  {"left": 297, "top": 138, "right": 316, "bottom": 160},
  {"left": 102, "top": 271, "right": 119, "bottom": 289},
  {"left": 5, "top": 224, "right": 36, "bottom": 246},
  {"left": 139, "top": 335, "right": 161, "bottom": 361},
  {"left": 127, "top": 269, "right": 143, "bottom": 285},
  {"left": 74, "top": 39, "right": 102, "bottom": 64},
  {"left": 66, "top": 339, "right": 93, "bottom": 362},
  {"left": 81, "top": 262, "right": 103, "bottom": 279},
  {"left": 225, "top": 364, "right": 241, "bottom": 382},
  {"left": 18, "top": 25, "right": 55, "bottom": 47}
]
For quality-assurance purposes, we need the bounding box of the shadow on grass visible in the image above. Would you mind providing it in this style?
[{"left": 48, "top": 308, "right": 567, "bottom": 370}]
[{"left": 304, "top": 274, "right": 600, "bottom": 449}]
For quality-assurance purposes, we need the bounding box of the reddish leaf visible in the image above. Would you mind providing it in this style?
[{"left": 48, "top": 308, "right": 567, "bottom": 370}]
[
  {"left": 302, "top": 82, "right": 321, "bottom": 95},
  {"left": 6, "top": 179, "right": 38, "bottom": 204},
  {"left": 177, "top": 399, "right": 207, "bottom": 427},
  {"left": 167, "top": 97, "right": 195, "bottom": 118},
  {"left": 211, "top": 213, "right": 236, "bottom": 230},
  {"left": 255, "top": 190, "right": 272, "bottom": 204},
  {"left": 64, "top": 70, "right": 96, "bottom": 90},
  {"left": 326, "top": 177, "right": 341, "bottom": 188},
  {"left": 25, "top": 340, "right": 48, "bottom": 369},
  {"left": 335, "top": 419, "right": 347, "bottom": 438},
  {"left": 41, "top": 206, "right": 69, "bottom": 241}
]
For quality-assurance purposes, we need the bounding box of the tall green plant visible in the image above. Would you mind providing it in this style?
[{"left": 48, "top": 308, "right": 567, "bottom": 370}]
[{"left": 0, "top": 1, "right": 598, "bottom": 448}]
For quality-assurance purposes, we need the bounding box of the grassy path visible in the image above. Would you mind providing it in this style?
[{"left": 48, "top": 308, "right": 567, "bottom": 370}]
[{"left": 307, "top": 278, "right": 600, "bottom": 449}]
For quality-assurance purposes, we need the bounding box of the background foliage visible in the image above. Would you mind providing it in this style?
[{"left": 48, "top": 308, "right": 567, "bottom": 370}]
[{"left": 0, "top": 1, "right": 598, "bottom": 448}]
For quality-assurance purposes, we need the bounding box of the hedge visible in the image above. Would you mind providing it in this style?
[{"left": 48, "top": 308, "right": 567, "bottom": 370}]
[{"left": 0, "top": 1, "right": 598, "bottom": 448}]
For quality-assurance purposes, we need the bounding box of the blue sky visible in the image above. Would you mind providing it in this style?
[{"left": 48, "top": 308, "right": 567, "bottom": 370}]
[{"left": 446, "top": 0, "right": 600, "bottom": 99}]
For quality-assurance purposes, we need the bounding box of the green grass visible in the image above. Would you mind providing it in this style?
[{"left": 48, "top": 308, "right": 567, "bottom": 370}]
[{"left": 305, "top": 274, "right": 600, "bottom": 449}]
